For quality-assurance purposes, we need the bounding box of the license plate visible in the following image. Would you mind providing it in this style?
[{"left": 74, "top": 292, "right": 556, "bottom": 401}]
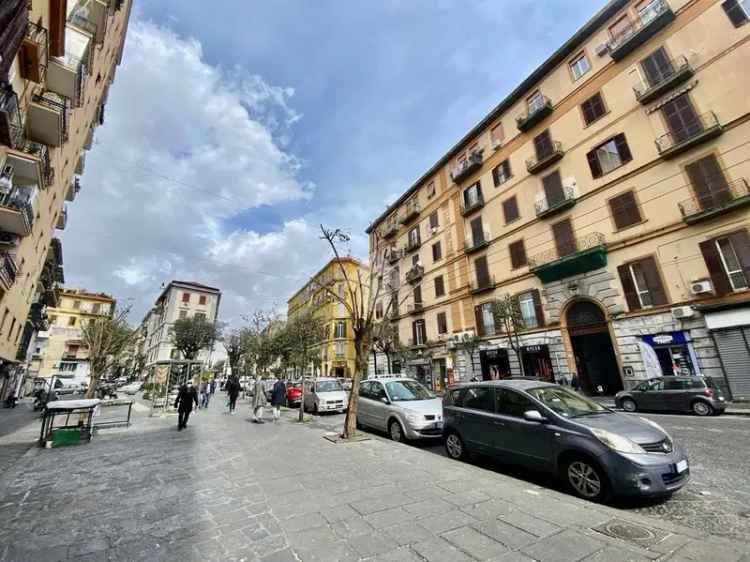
[{"left": 676, "top": 460, "right": 688, "bottom": 473}]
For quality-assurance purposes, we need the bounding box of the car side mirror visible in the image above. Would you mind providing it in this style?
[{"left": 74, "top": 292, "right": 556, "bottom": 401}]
[
  {"left": 380, "top": 397, "right": 390, "bottom": 405},
  {"left": 523, "top": 410, "right": 547, "bottom": 423}
]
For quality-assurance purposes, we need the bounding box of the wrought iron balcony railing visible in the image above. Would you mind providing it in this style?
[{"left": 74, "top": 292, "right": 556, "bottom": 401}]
[
  {"left": 678, "top": 178, "right": 750, "bottom": 224},
  {"left": 607, "top": 0, "right": 675, "bottom": 61},
  {"left": 406, "top": 302, "right": 424, "bottom": 315},
  {"left": 450, "top": 150, "right": 483, "bottom": 183},
  {"left": 526, "top": 141, "right": 565, "bottom": 174},
  {"left": 405, "top": 265, "right": 424, "bottom": 284},
  {"left": 655, "top": 111, "right": 722, "bottom": 158},
  {"left": 32, "top": 90, "right": 70, "bottom": 143},
  {"left": 534, "top": 185, "right": 577, "bottom": 218},
  {"left": 516, "top": 96, "right": 553, "bottom": 132},
  {"left": 20, "top": 21, "right": 49, "bottom": 83},
  {"left": 464, "top": 231, "right": 490, "bottom": 254},
  {"left": 0, "top": 190, "right": 35, "bottom": 232},
  {"left": 633, "top": 55, "right": 693, "bottom": 104},
  {"left": 400, "top": 201, "right": 420, "bottom": 224},
  {"left": 0, "top": 253, "right": 19, "bottom": 289},
  {"left": 460, "top": 192, "right": 485, "bottom": 216},
  {"left": 405, "top": 236, "right": 421, "bottom": 253},
  {"left": 380, "top": 221, "right": 399, "bottom": 239},
  {"left": 470, "top": 274, "right": 496, "bottom": 295},
  {"left": 17, "top": 137, "right": 54, "bottom": 187},
  {"left": 386, "top": 247, "right": 402, "bottom": 264},
  {"left": 528, "top": 232, "right": 605, "bottom": 269}
]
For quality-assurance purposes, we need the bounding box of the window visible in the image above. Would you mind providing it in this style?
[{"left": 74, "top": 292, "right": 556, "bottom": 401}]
[
  {"left": 685, "top": 154, "right": 729, "bottom": 212},
  {"left": 335, "top": 341, "right": 345, "bottom": 357},
  {"left": 533, "top": 129, "right": 554, "bottom": 160},
  {"left": 502, "top": 196, "right": 520, "bottom": 224},
  {"left": 463, "top": 182, "right": 482, "bottom": 208},
  {"left": 7, "top": 318, "right": 15, "bottom": 341},
  {"left": 609, "top": 191, "right": 642, "bottom": 230},
  {"left": 195, "top": 312, "right": 206, "bottom": 321},
  {"left": 492, "top": 160, "right": 512, "bottom": 187},
  {"left": 413, "top": 286, "right": 422, "bottom": 306},
  {"left": 475, "top": 255, "right": 491, "bottom": 287},
  {"left": 640, "top": 47, "right": 674, "bottom": 88},
  {"left": 569, "top": 52, "right": 591, "bottom": 81},
  {"left": 518, "top": 289, "right": 543, "bottom": 328},
  {"left": 542, "top": 170, "right": 566, "bottom": 208},
  {"left": 335, "top": 321, "right": 346, "bottom": 338},
  {"left": 14, "top": 324, "right": 21, "bottom": 344},
  {"left": 581, "top": 93, "right": 606, "bottom": 126},
  {"left": 199, "top": 295, "right": 207, "bottom": 305},
  {"left": 0, "top": 308, "right": 7, "bottom": 335},
  {"left": 587, "top": 133, "right": 632, "bottom": 178},
  {"left": 375, "top": 301, "right": 383, "bottom": 319},
  {"left": 661, "top": 94, "right": 701, "bottom": 144},
  {"left": 437, "top": 312, "right": 448, "bottom": 335},
  {"left": 432, "top": 241, "right": 442, "bottom": 263},
  {"left": 609, "top": 15, "right": 632, "bottom": 39},
  {"left": 509, "top": 240, "right": 527, "bottom": 269},
  {"left": 475, "top": 302, "right": 496, "bottom": 337},
  {"left": 637, "top": 0, "right": 663, "bottom": 23},
  {"left": 179, "top": 310, "right": 187, "bottom": 319},
  {"left": 462, "top": 386, "right": 495, "bottom": 412},
  {"left": 73, "top": 300, "right": 81, "bottom": 309},
  {"left": 68, "top": 317, "right": 76, "bottom": 326},
  {"left": 552, "top": 218, "right": 576, "bottom": 257},
  {"left": 429, "top": 210, "right": 439, "bottom": 229},
  {"left": 722, "top": 0, "right": 749, "bottom": 27},
  {"left": 469, "top": 216, "right": 485, "bottom": 247},
  {"left": 427, "top": 181, "right": 436, "bottom": 198},
  {"left": 527, "top": 90, "right": 544, "bottom": 114},
  {"left": 92, "top": 303, "right": 101, "bottom": 314},
  {"left": 408, "top": 226, "right": 420, "bottom": 247},
  {"left": 496, "top": 389, "right": 535, "bottom": 418},
  {"left": 412, "top": 320, "right": 426, "bottom": 345},
  {"left": 435, "top": 275, "right": 445, "bottom": 298},
  {"left": 411, "top": 253, "right": 420, "bottom": 267},
  {"left": 617, "top": 256, "right": 668, "bottom": 310},
  {"left": 699, "top": 231, "right": 750, "bottom": 295},
  {"left": 182, "top": 292, "right": 190, "bottom": 303},
  {"left": 490, "top": 123, "right": 504, "bottom": 148}
]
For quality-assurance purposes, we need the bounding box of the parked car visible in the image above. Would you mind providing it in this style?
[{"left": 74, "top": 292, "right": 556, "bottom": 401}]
[
  {"left": 120, "top": 382, "right": 142, "bottom": 395},
  {"left": 357, "top": 376, "right": 443, "bottom": 442},
  {"left": 286, "top": 383, "right": 302, "bottom": 407},
  {"left": 615, "top": 376, "right": 726, "bottom": 416},
  {"left": 303, "top": 378, "right": 348, "bottom": 414},
  {"left": 443, "top": 380, "right": 689, "bottom": 502},
  {"left": 337, "top": 377, "right": 353, "bottom": 391}
]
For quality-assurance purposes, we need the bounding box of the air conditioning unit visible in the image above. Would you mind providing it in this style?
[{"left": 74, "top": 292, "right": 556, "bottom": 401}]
[
  {"left": 594, "top": 43, "right": 609, "bottom": 57},
  {"left": 671, "top": 306, "right": 694, "bottom": 320},
  {"left": 690, "top": 279, "right": 713, "bottom": 295}
]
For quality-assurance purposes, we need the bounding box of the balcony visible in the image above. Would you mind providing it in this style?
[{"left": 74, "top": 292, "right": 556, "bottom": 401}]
[
  {"left": 405, "top": 265, "right": 424, "bottom": 285},
  {"left": 655, "top": 112, "right": 723, "bottom": 159},
  {"left": 526, "top": 141, "right": 565, "bottom": 174},
  {"left": 409, "top": 337, "right": 426, "bottom": 348},
  {"left": 29, "top": 302, "right": 49, "bottom": 331},
  {"left": 535, "top": 186, "right": 577, "bottom": 219},
  {"left": 76, "top": 153, "right": 86, "bottom": 174},
  {"left": 0, "top": 253, "right": 19, "bottom": 290},
  {"left": 464, "top": 231, "right": 490, "bottom": 254},
  {"left": 406, "top": 302, "right": 424, "bottom": 315},
  {"left": 1, "top": 87, "right": 23, "bottom": 149},
  {"left": 529, "top": 232, "right": 607, "bottom": 284},
  {"left": 381, "top": 221, "right": 399, "bottom": 239},
  {"left": 516, "top": 96, "right": 553, "bottom": 132},
  {"left": 68, "top": 0, "right": 110, "bottom": 44},
  {"left": 470, "top": 275, "right": 496, "bottom": 295},
  {"left": 0, "top": 186, "right": 36, "bottom": 236},
  {"left": 19, "top": 22, "right": 49, "bottom": 83},
  {"left": 83, "top": 127, "right": 94, "bottom": 150},
  {"left": 47, "top": 27, "right": 90, "bottom": 106},
  {"left": 27, "top": 91, "right": 69, "bottom": 147},
  {"left": 65, "top": 178, "right": 81, "bottom": 201},
  {"left": 3, "top": 140, "right": 54, "bottom": 189},
  {"left": 460, "top": 192, "right": 485, "bottom": 216},
  {"left": 404, "top": 236, "right": 421, "bottom": 253},
  {"left": 678, "top": 178, "right": 750, "bottom": 225},
  {"left": 386, "top": 247, "right": 401, "bottom": 264},
  {"left": 56, "top": 206, "right": 68, "bottom": 230},
  {"left": 450, "top": 150, "right": 483, "bottom": 184},
  {"left": 400, "top": 201, "right": 420, "bottom": 224},
  {"left": 633, "top": 55, "right": 694, "bottom": 104},
  {"left": 607, "top": 0, "right": 675, "bottom": 61}
]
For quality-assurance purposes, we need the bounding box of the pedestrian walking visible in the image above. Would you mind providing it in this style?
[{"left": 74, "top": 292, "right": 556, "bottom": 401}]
[
  {"left": 174, "top": 381, "right": 198, "bottom": 430},
  {"left": 252, "top": 376, "right": 267, "bottom": 423},
  {"left": 270, "top": 377, "right": 286, "bottom": 423},
  {"left": 571, "top": 373, "right": 580, "bottom": 392},
  {"left": 210, "top": 378, "right": 217, "bottom": 395},
  {"left": 226, "top": 375, "right": 241, "bottom": 414},
  {"left": 199, "top": 380, "right": 209, "bottom": 409}
]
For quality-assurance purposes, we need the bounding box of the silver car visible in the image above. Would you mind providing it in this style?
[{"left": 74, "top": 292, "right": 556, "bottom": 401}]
[{"left": 357, "top": 376, "right": 443, "bottom": 442}]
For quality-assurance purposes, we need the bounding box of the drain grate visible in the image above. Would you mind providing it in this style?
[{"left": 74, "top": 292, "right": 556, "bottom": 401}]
[{"left": 593, "top": 518, "right": 668, "bottom": 547}]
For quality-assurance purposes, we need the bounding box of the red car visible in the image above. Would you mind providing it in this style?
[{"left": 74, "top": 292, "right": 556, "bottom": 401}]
[{"left": 286, "top": 383, "right": 302, "bottom": 407}]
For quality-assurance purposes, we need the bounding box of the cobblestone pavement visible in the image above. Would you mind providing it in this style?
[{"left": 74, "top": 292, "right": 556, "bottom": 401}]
[
  {"left": 0, "top": 400, "right": 42, "bottom": 477},
  {"left": 0, "top": 395, "right": 748, "bottom": 562}
]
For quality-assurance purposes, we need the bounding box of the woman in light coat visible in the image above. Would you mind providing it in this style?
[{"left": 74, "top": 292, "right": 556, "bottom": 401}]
[{"left": 252, "top": 377, "right": 267, "bottom": 423}]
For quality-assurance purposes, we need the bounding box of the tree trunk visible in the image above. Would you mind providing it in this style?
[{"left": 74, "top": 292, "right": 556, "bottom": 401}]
[
  {"left": 342, "top": 336, "right": 369, "bottom": 439},
  {"left": 385, "top": 352, "right": 391, "bottom": 374}
]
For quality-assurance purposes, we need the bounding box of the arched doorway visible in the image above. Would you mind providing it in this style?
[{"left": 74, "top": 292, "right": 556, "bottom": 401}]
[{"left": 566, "top": 300, "right": 622, "bottom": 395}]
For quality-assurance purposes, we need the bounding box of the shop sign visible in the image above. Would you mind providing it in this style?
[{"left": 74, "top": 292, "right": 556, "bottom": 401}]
[
  {"left": 642, "top": 331, "right": 687, "bottom": 346},
  {"left": 522, "top": 345, "right": 546, "bottom": 353}
]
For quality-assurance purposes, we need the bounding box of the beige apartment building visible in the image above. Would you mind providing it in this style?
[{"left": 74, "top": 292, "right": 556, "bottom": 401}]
[
  {"left": 0, "top": 0, "right": 132, "bottom": 398},
  {"left": 27, "top": 287, "right": 115, "bottom": 381},
  {"left": 367, "top": 0, "right": 750, "bottom": 400}
]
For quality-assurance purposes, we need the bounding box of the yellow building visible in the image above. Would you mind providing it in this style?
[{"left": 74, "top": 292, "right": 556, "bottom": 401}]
[
  {"left": 0, "top": 0, "right": 132, "bottom": 399},
  {"left": 287, "top": 257, "right": 369, "bottom": 377},
  {"left": 27, "top": 287, "right": 115, "bottom": 381},
  {"left": 367, "top": 0, "right": 750, "bottom": 400}
]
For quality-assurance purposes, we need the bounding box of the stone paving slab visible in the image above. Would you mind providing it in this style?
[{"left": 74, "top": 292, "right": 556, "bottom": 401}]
[{"left": 0, "top": 398, "right": 748, "bottom": 562}]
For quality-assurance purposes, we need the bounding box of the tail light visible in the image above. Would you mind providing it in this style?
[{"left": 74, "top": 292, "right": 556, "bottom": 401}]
[{"left": 704, "top": 388, "right": 714, "bottom": 398}]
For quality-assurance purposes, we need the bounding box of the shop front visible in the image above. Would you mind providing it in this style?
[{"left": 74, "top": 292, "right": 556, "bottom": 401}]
[
  {"left": 521, "top": 345, "right": 555, "bottom": 382},
  {"left": 638, "top": 331, "right": 700, "bottom": 378},
  {"left": 479, "top": 348, "right": 510, "bottom": 380},
  {"left": 704, "top": 303, "right": 750, "bottom": 401}
]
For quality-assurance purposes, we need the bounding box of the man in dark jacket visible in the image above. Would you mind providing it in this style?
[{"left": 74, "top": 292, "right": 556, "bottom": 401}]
[
  {"left": 225, "top": 375, "right": 241, "bottom": 415},
  {"left": 174, "top": 381, "right": 199, "bottom": 430},
  {"left": 270, "top": 378, "right": 286, "bottom": 423}
]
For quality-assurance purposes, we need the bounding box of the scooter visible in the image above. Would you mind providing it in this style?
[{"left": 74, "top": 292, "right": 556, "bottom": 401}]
[
  {"left": 33, "top": 388, "right": 58, "bottom": 411},
  {"left": 96, "top": 384, "right": 118, "bottom": 400}
]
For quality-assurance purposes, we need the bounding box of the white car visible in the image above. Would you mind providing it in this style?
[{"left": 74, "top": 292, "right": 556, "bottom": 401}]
[
  {"left": 120, "top": 382, "right": 141, "bottom": 395},
  {"left": 303, "top": 378, "right": 348, "bottom": 414}
]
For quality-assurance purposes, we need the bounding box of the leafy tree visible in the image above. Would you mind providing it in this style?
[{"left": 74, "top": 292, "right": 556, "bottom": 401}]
[
  {"left": 241, "top": 310, "right": 280, "bottom": 378},
  {"left": 172, "top": 316, "right": 220, "bottom": 361},
  {"left": 454, "top": 333, "right": 481, "bottom": 380},
  {"left": 83, "top": 307, "right": 136, "bottom": 398},
  {"left": 492, "top": 294, "right": 526, "bottom": 377}
]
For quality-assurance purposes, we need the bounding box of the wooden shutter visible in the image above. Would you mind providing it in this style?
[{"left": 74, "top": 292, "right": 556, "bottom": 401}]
[
  {"left": 492, "top": 160, "right": 511, "bottom": 187},
  {"left": 728, "top": 230, "right": 750, "bottom": 286},
  {"left": 618, "top": 264, "right": 641, "bottom": 310},
  {"left": 531, "top": 289, "right": 545, "bottom": 327},
  {"left": 413, "top": 286, "right": 422, "bottom": 305},
  {"left": 435, "top": 275, "right": 445, "bottom": 297},
  {"left": 640, "top": 47, "right": 674, "bottom": 86},
  {"left": 722, "top": 0, "right": 749, "bottom": 27},
  {"left": 613, "top": 133, "right": 633, "bottom": 164},
  {"left": 474, "top": 305, "right": 485, "bottom": 337},
  {"left": 509, "top": 240, "right": 527, "bottom": 269},
  {"left": 437, "top": 312, "right": 447, "bottom": 334},
  {"left": 503, "top": 197, "right": 519, "bottom": 223},
  {"left": 699, "top": 239, "right": 732, "bottom": 296},
  {"left": 475, "top": 256, "right": 490, "bottom": 286},
  {"left": 492, "top": 164, "right": 501, "bottom": 187},
  {"left": 640, "top": 256, "right": 668, "bottom": 306},
  {"left": 587, "top": 149, "right": 603, "bottom": 179},
  {"left": 533, "top": 129, "right": 553, "bottom": 159},
  {"left": 49, "top": 0, "right": 67, "bottom": 57},
  {"left": 581, "top": 93, "right": 605, "bottom": 125},
  {"left": 542, "top": 170, "right": 565, "bottom": 207},
  {"left": 470, "top": 217, "right": 484, "bottom": 244},
  {"left": 432, "top": 242, "right": 442, "bottom": 262},
  {"left": 662, "top": 95, "right": 701, "bottom": 143},
  {"left": 552, "top": 219, "right": 576, "bottom": 257},
  {"left": 685, "top": 155, "right": 730, "bottom": 210},
  {"left": 412, "top": 321, "right": 418, "bottom": 344},
  {"left": 609, "top": 191, "right": 642, "bottom": 230},
  {"left": 429, "top": 211, "right": 438, "bottom": 228}
]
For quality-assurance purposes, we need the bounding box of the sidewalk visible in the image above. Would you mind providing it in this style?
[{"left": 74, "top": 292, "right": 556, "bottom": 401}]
[{"left": 0, "top": 396, "right": 747, "bottom": 562}]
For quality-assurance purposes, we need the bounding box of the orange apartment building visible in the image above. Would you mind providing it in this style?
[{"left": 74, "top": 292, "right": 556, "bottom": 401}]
[{"left": 367, "top": 0, "right": 750, "bottom": 400}]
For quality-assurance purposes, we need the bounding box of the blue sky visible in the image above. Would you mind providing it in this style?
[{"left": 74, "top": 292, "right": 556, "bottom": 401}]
[{"left": 61, "top": 0, "right": 604, "bottom": 324}]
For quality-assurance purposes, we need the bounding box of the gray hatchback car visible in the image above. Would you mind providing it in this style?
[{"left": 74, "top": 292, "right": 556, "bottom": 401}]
[
  {"left": 615, "top": 377, "right": 726, "bottom": 416},
  {"left": 443, "top": 380, "right": 689, "bottom": 502}
]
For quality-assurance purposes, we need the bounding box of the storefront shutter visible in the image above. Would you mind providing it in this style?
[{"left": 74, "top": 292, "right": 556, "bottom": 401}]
[
  {"left": 728, "top": 230, "right": 750, "bottom": 285},
  {"left": 617, "top": 264, "right": 641, "bottom": 310},
  {"left": 531, "top": 289, "right": 545, "bottom": 327},
  {"left": 699, "top": 239, "right": 732, "bottom": 296},
  {"left": 474, "top": 305, "right": 485, "bottom": 337},
  {"left": 640, "top": 256, "right": 668, "bottom": 305},
  {"left": 713, "top": 328, "right": 750, "bottom": 399}
]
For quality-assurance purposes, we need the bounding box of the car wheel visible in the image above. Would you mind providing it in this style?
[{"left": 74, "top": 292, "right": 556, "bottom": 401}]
[
  {"left": 564, "top": 457, "right": 609, "bottom": 502},
  {"left": 692, "top": 400, "right": 713, "bottom": 417},
  {"left": 445, "top": 432, "right": 466, "bottom": 461},
  {"left": 621, "top": 398, "right": 637, "bottom": 413},
  {"left": 388, "top": 419, "right": 405, "bottom": 442}
]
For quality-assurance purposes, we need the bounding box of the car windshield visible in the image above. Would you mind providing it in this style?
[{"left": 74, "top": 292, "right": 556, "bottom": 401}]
[
  {"left": 385, "top": 380, "right": 434, "bottom": 402},
  {"left": 527, "top": 386, "right": 609, "bottom": 418},
  {"left": 316, "top": 381, "right": 343, "bottom": 392}
]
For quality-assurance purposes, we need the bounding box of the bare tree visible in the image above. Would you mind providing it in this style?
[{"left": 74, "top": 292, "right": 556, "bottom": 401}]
[
  {"left": 83, "top": 307, "right": 136, "bottom": 398},
  {"left": 371, "top": 319, "right": 400, "bottom": 374},
  {"left": 281, "top": 309, "right": 327, "bottom": 421},
  {"left": 492, "top": 294, "right": 526, "bottom": 377},
  {"left": 241, "top": 310, "right": 279, "bottom": 378},
  {"left": 222, "top": 327, "right": 245, "bottom": 378},
  {"left": 454, "top": 333, "right": 481, "bottom": 381}
]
